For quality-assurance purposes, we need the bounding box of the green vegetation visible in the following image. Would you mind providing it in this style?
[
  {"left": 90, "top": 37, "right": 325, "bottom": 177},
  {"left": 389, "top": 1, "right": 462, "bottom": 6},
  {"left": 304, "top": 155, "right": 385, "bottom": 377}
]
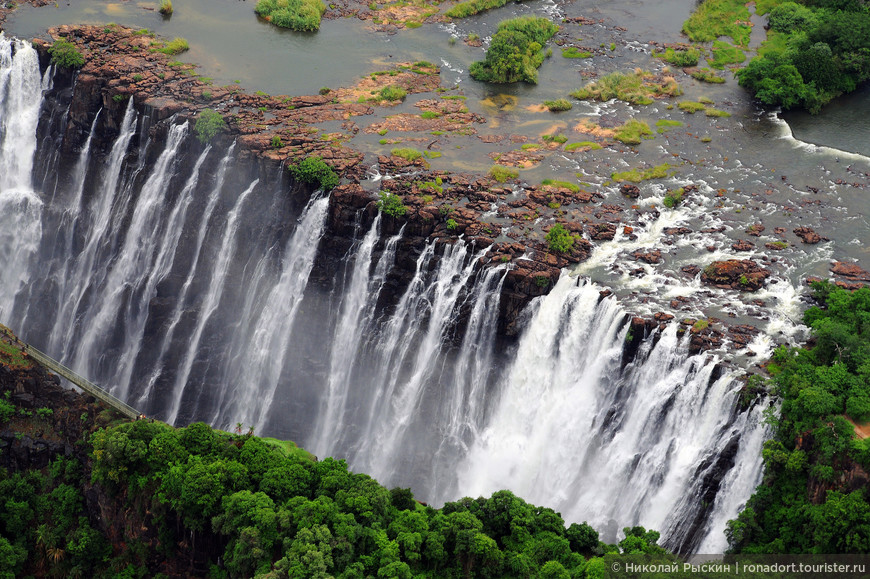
[
  {"left": 271, "top": 135, "right": 283, "bottom": 149},
  {"left": 194, "top": 109, "right": 227, "bottom": 144},
  {"left": 565, "top": 141, "right": 601, "bottom": 152},
  {"left": 709, "top": 40, "right": 745, "bottom": 69},
  {"left": 542, "top": 179, "right": 579, "bottom": 193},
  {"left": 611, "top": 163, "right": 672, "bottom": 182},
  {"left": 255, "top": 0, "right": 327, "bottom": 31},
  {"left": 691, "top": 318, "right": 709, "bottom": 331},
  {"left": 390, "top": 147, "right": 423, "bottom": 161},
  {"left": 0, "top": 342, "right": 34, "bottom": 370},
  {"left": 663, "top": 187, "right": 685, "bottom": 208},
  {"left": 613, "top": 119, "right": 654, "bottom": 146},
  {"left": 420, "top": 110, "right": 440, "bottom": 119},
  {"left": 571, "top": 70, "right": 681, "bottom": 106},
  {"left": 289, "top": 155, "right": 339, "bottom": 191},
  {"left": 562, "top": 46, "right": 592, "bottom": 59},
  {"left": 469, "top": 16, "right": 559, "bottom": 84},
  {"left": 158, "top": 37, "right": 189, "bottom": 55},
  {"left": 542, "top": 133, "right": 568, "bottom": 144},
  {"left": 689, "top": 68, "right": 726, "bottom": 83},
  {"left": 704, "top": 107, "right": 731, "bottom": 117},
  {"left": 545, "top": 223, "right": 575, "bottom": 253},
  {"left": 543, "top": 98, "right": 572, "bottom": 111},
  {"left": 377, "top": 191, "right": 407, "bottom": 217},
  {"left": 445, "top": 0, "right": 511, "bottom": 19},
  {"left": 683, "top": 0, "right": 751, "bottom": 46},
  {"left": 489, "top": 164, "right": 519, "bottom": 183},
  {"left": 379, "top": 84, "right": 408, "bottom": 102},
  {"left": 0, "top": 388, "right": 675, "bottom": 579},
  {"left": 159, "top": 0, "right": 173, "bottom": 15},
  {"left": 47, "top": 38, "right": 85, "bottom": 69},
  {"left": 653, "top": 47, "right": 700, "bottom": 67},
  {"left": 446, "top": 218, "right": 457, "bottom": 231},
  {"left": 677, "top": 100, "right": 707, "bottom": 113},
  {"left": 655, "top": 119, "right": 683, "bottom": 133},
  {"left": 729, "top": 283, "right": 870, "bottom": 553},
  {"left": 736, "top": 1, "right": 870, "bottom": 113}
]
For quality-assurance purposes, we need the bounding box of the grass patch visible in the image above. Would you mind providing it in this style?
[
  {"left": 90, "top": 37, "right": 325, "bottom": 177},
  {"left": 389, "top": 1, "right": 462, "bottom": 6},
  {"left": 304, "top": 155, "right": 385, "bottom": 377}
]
[
  {"left": 377, "top": 191, "right": 407, "bottom": 217},
  {"left": 469, "top": 16, "right": 558, "bottom": 84},
  {"left": 611, "top": 162, "right": 672, "bottom": 182},
  {"left": 159, "top": 0, "right": 173, "bottom": 15},
  {"left": 571, "top": 69, "right": 681, "bottom": 106},
  {"left": 653, "top": 47, "right": 700, "bottom": 67},
  {"left": 521, "top": 143, "right": 542, "bottom": 150},
  {"left": 663, "top": 187, "right": 685, "bottom": 208},
  {"left": 541, "top": 179, "right": 580, "bottom": 193},
  {"left": 391, "top": 147, "right": 423, "bottom": 161},
  {"left": 682, "top": 0, "right": 751, "bottom": 46},
  {"left": 545, "top": 223, "right": 576, "bottom": 253},
  {"left": 489, "top": 165, "right": 519, "bottom": 183},
  {"left": 542, "top": 133, "right": 568, "bottom": 144},
  {"left": 689, "top": 68, "right": 726, "bottom": 83},
  {"left": 158, "top": 37, "right": 189, "bottom": 55},
  {"left": 614, "top": 119, "right": 654, "bottom": 146},
  {"left": 445, "top": 0, "right": 511, "bottom": 19},
  {"left": 48, "top": 38, "right": 85, "bottom": 69},
  {"left": 379, "top": 85, "right": 408, "bottom": 102},
  {"left": 543, "top": 98, "right": 573, "bottom": 112},
  {"left": 194, "top": 109, "right": 226, "bottom": 144},
  {"left": 255, "top": 0, "right": 327, "bottom": 31},
  {"left": 420, "top": 111, "right": 441, "bottom": 119},
  {"left": 289, "top": 156, "right": 339, "bottom": 191},
  {"left": 562, "top": 46, "right": 592, "bottom": 59},
  {"left": 678, "top": 100, "right": 707, "bottom": 113},
  {"left": 0, "top": 342, "right": 34, "bottom": 370},
  {"left": 709, "top": 40, "right": 745, "bottom": 69},
  {"left": 655, "top": 119, "right": 684, "bottom": 133},
  {"left": 565, "top": 141, "right": 601, "bottom": 152},
  {"left": 705, "top": 107, "right": 731, "bottom": 117}
]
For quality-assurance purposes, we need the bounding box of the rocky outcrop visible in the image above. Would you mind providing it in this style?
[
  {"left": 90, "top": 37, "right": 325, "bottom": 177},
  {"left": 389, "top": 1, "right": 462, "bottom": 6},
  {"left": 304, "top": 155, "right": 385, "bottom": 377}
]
[
  {"left": 794, "top": 226, "right": 824, "bottom": 244},
  {"left": 701, "top": 259, "right": 771, "bottom": 291}
]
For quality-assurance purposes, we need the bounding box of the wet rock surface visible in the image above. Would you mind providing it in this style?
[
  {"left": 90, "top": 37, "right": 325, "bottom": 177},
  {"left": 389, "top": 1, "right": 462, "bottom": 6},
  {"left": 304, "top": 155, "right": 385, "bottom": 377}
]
[{"left": 701, "top": 260, "right": 771, "bottom": 292}]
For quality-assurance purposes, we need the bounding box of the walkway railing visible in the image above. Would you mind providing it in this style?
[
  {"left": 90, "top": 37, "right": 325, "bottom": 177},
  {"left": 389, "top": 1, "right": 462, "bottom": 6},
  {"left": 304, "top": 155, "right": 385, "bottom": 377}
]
[{"left": 0, "top": 326, "right": 140, "bottom": 420}]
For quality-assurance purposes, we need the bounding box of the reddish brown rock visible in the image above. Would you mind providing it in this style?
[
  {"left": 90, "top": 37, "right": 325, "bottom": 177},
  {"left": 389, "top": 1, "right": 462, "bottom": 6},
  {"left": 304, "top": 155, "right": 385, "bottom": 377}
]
[
  {"left": 731, "top": 239, "right": 755, "bottom": 251},
  {"left": 701, "top": 260, "right": 771, "bottom": 291},
  {"left": 745, "top": 223, "right": 765, "bottom": 237},
  {"left": 620, "top": 183, "right": 640, "bottom": 198},
  {"left": 631, "top": 248, "right": 662, "bottom": 264},
  {"left": 681, "top": 265, "right": 701, "bottom": 277},
  {"left": 586, "top": 222, "right": 617, "bottom": 241},
  {"left": 831, "top": 261, "right": 870, "bottom": 281},
  {"left": 664, "top": 227, "right": 692, "bottom": 236},
  {"left": 793, "top": 226, "right": 823, "bottom": 244}
]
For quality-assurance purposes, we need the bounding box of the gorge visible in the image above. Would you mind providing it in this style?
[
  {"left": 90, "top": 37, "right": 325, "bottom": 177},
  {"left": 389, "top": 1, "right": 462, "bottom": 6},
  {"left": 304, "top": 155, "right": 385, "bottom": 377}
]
[{"left": 1, "top": 0, "right": 869, "bottom": 565}]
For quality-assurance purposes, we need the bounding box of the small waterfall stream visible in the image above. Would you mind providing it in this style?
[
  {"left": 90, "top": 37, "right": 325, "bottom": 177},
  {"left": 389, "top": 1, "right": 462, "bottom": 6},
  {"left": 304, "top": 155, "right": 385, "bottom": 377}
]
[{"left": 0, "top": 35, "right": 767, "bottom": 553}]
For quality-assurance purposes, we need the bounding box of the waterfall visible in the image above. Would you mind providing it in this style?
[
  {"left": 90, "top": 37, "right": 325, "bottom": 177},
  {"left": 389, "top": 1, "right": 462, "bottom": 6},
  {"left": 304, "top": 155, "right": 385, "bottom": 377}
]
[
  {"left": 455, "top": 275, "right": 767, "bottom": 551},
  {"left": 71, "top": 121, "right": 190, "bottom": 383},
  {"left": 214, "top": 194, "right": 330, "bottom": 430},
  {"left": 165, "top": 177, "right": 261, "bottom": 424},
  {"left": 0, "top": 35, "right": 45, "bottom": 320},
  {"left": 0, "top": 38, "right": 767, "bottom": 554},
  {"left": 49, "top": 97, "right": 138, "bottom": 356},
  {"left": 136, "top": 142, "right": 235, "bottom": 407}
]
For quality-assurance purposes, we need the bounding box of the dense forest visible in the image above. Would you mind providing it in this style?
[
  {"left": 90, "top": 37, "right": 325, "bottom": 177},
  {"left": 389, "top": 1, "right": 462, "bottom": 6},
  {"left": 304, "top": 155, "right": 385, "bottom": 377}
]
[
  {"left": 727, "top": 283, "right": 870, "bottom": 553},
  {"left": 1, "top": 374, "right": 671, "bottom": 578},
  {"left": 738, "top": 0, "right": 870, "bottom": 112}
]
